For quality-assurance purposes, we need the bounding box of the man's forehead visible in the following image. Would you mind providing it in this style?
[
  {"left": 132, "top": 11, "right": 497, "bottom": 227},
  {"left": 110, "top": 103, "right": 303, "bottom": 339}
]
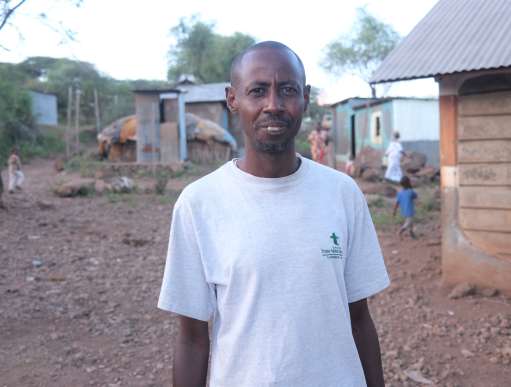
[{"left": 233, "top": 47, "right": 305, "bottom": 86}]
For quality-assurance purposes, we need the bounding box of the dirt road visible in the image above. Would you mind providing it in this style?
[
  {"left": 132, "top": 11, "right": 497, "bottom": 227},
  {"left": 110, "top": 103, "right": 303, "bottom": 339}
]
[{"left": 0, "top": 159, "right": 510, "bottom": 386}]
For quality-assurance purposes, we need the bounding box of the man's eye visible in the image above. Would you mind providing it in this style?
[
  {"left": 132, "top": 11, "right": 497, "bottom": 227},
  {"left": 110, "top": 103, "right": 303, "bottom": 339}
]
[
  {"left": 249, "top": 88, "right": 265, "bottom": 96},
  {"left": 282, "top": 87, "right": 298, "bottom": 96}
]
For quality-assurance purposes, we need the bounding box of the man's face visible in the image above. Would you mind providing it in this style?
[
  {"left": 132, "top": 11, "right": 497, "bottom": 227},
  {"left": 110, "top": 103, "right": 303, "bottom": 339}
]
[{"left": 226, "top": 48, "right": 310, "bottom": 154}]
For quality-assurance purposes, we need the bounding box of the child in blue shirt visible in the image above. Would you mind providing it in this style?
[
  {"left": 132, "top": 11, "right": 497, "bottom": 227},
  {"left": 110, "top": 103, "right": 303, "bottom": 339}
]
[{"left": 393, "top": 176, "right": 418, "bottom": 239}]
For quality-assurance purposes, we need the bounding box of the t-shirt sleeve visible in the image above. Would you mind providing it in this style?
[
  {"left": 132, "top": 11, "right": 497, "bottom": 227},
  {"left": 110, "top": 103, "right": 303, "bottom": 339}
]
[
  {"left": 344, "top": 186, "right": 390, "bottom": 303},
  {"left": 157, "top": 196, "right": 216, "bottom": 321}
]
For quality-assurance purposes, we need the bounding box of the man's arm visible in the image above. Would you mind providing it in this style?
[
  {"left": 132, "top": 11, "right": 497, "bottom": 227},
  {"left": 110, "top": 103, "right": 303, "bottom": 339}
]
[
  {"left": 173, "top": 315, "right": 210, "bottom": 387},
  {"left": 349, "top": 298, "right": 385, "bottom": 387}
]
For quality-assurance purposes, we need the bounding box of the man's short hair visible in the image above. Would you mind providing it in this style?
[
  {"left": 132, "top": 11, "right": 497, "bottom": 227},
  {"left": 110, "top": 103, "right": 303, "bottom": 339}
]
[{"left": 230, "top": 41, "right": 306, "bottom": 87}]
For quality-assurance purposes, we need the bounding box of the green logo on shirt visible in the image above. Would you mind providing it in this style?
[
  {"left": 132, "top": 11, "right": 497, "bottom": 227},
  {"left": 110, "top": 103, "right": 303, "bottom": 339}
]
[
  {"left": 330, "top": 232, "right": 339, "bottom": 245},
  {"left": 322, "top": 232, "right": 343, "bottom": 259}
]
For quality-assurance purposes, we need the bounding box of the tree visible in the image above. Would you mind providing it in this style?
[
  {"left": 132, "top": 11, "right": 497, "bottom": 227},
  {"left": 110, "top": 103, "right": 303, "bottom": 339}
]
[
  {"left": 321, "top": 7, "right": 400, "bottom": 97},
  {"left": 0, "top": 0, "right": 83, "bottom": 50},
  {"left": 0, "top": 65, "right": 33, "bottom": 162},
  {"left": 167, "top": 16, "right": 255, "bottom": 83}
]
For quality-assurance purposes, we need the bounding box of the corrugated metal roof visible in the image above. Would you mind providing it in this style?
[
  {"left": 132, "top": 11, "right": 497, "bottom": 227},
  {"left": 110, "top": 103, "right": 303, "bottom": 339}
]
[
  {"left": 179, "top": 82, "right": 229, "bottom": 103},
  {"left": 371, "top": 0, "right": 511, "bottom": 84}
]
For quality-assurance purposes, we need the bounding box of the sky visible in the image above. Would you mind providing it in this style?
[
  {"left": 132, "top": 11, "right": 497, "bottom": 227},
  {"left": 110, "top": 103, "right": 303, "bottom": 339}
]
[{"left": 0, "top": 0, "right": 439, "bottom": 104}]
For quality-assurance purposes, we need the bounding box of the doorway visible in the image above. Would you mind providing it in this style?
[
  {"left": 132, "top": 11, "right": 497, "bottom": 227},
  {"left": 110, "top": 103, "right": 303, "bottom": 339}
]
[{"left": 350, "top": 114, "right": 356, "bottom": 158}]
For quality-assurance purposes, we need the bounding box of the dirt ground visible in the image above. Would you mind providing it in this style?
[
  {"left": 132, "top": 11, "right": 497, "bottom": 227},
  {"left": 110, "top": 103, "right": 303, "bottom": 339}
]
[{"left": 0, "top": 159, "right": 510, "bottom": 387}]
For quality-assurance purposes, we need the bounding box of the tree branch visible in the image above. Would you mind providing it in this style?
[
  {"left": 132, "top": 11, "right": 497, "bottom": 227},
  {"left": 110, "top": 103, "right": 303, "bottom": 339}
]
[{"left": 0, "top": 0, "right": 28, "bottom": 32}]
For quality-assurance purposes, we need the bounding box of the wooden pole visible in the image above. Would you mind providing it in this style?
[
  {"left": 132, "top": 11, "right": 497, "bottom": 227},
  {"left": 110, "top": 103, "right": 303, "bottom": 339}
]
[
  {"left": 66, "top": 86, "right": 73, "bottom": 158},
  {"left": 74, "top": 89, "right": 81, "bottom": 154},
  {"left": 94, "top": 88, "right": 101, "bottom": 133}
]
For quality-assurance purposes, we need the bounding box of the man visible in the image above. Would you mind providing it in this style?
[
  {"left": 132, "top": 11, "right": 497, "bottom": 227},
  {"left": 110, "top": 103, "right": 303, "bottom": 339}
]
[{"left": 158, "top": 41, "right": 389, "bottom": 387}]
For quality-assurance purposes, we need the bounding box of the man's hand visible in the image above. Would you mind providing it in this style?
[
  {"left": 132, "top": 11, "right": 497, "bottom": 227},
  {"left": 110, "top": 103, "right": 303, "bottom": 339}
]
[
  {"left": 173, "top": 315, "right": 210, "bottom": 387},
  {"left": 349, "top": 299, "right": 385, "bottom": 387}
]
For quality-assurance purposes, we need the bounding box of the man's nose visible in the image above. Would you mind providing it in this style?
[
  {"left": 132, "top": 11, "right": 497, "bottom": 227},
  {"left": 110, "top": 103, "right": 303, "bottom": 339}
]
[{"left": 263, "top": 89, "right": 284, "bottom": 113}]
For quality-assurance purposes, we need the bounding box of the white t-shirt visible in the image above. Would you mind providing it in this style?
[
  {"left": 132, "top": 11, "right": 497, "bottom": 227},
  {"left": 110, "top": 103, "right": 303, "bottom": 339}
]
[{"left": 158, "top": 156, "right": 390, "bottom": 387}]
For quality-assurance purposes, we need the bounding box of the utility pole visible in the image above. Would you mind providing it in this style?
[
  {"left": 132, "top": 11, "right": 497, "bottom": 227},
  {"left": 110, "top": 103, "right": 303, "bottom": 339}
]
[
  {"left": 66, "top": 86, "right": 73, "bottom": 159},
  {"left": 94, "top": 88, "right": 101, "bottom": 133},
  {"left": 74, "top": 88, "right": 81, "bottom": 154}
]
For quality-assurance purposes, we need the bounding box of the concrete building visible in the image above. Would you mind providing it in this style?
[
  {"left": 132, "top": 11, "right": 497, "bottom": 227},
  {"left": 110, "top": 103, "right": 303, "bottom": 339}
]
[
  {"left": 331, "top": 97, "right": 439, "bottom": 167},
  {"left": 371, "top": 0, "right": 511, "bottom": 294}
]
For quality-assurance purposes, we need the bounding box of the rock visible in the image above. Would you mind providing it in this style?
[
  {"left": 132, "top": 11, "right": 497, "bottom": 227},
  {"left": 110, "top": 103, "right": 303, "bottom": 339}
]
[
  {"left": 36, "top": 200, "right": 55, "bottom": 210},
  {"left": 448, "top": 283, "right": 476, "bottom": 299},
  {"left": 401, "top": 151, "right": 427, "bottom": 173},
  {"left": 403, "top": 369, "right": 433, "bottom": 384},
  {"left": 382, "top": 185, "right": 397, "bottom": 198},
  {"left": 415, "top": 166, "right": 439, "bottom": 180},
  {"left": 94, "top": 180, "right": 107, "bottom": 195},
  {"left": 353, "top": 147, "right": 383, "bottom": 177},
  {"left": 54, "top": 158, "right": 65, "bottom": 172},
  {"left": 479, "top": 288, "right": 499, "bottom": 297},
  {"left": 110, "top": 177, "right": 135, "bottom": 193},
  {"left": 461, "top": 349, "right": 474, "bottom": 358},
  {"left": 361, "top": 168, "right": 381, "bottom": 182},
  {"left": 53, "top": 178, "right": 95, "bottom": 197}
]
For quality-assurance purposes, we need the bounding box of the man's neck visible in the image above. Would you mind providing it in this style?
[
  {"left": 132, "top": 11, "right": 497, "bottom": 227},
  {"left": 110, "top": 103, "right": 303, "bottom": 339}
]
[{"left": 237, "top": 147, "right": 300, "bottom": 178}]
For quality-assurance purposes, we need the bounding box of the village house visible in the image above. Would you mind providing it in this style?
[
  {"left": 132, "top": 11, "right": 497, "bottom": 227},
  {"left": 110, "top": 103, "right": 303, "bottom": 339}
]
[
  {"left": 330, "top": 97, "right": 439, "bottom": 168},
  {"left": 371, "top": 0, "right": 511, "bottom": 294},
  {"left": 29, "top": 90, "right": 58, "bottom": 126}
]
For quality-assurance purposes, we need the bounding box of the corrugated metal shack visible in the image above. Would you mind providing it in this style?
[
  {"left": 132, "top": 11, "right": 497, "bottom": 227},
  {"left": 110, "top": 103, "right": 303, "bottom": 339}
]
[
  {"left": 133, "top": 88, "right": 186, "bottom": 164},
  {"left": 331, "top": 97, "right": 439, "bottom": 168},
  {"left": 29, "top": 90, "right": 58, "bottom": 126},
  {"left": 371, "top": 0, "right": 511, "bottom": 294},
  {"left": 179, "top": 82, "right": 242, "bottom": 149}
]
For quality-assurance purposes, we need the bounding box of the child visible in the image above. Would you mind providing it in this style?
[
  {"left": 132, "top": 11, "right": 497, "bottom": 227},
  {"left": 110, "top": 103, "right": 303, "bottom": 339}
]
[
  {"left": 393, "top": 175, "right": 417, "bottom": 239},
  {"left": 7, "top": 147, "right": 24, "bottom": 193}
]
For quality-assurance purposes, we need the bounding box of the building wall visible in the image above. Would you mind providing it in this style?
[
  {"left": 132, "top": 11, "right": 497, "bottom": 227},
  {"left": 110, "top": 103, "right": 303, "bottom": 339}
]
[
  {"left": 186, "top": 102, "right": 225, "bottom": 126},
  {"left": 440, "top": 70, "right": 511, "bottom": 295},
  {"left": 29, "top": 91, "right": 58, "bottom": 126}
]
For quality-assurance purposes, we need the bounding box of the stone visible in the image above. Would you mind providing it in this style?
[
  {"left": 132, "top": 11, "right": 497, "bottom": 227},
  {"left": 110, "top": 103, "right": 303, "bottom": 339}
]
[
  {"left": 110, "top": 177, "right": 135, "bottom": 193},
  {"left": 461, "top": 349, "right": 474, "bottom": 358},
  {"left": 448, "top": 283, "right": 476, "bottom": 299},
  {"left": 95, "top": 180, "right": 107, "bottom": 195},
  {"left": 53, "top": 178, "right": 95, "bottom": 197},
  {"left": 403, "top": 369, "right": 433, "bottom": 385},
  {"left": 361, "top": 168, "right": 382, "bottom": 182},
  {"left": 36, "top": 200, "right": 55, "bottom": 210},
  {"left": 401, "top": 151, "right": 427, "bottom": 173},
  {"left": 479, "top": 288, "right": 499, "bottom": 297},
  {"left": 54, "top": 158, "right": 65, "bottom": 172}
]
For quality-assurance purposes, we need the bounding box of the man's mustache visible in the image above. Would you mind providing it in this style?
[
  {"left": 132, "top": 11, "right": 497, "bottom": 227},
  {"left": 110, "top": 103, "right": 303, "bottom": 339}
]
[{"left": 255, "top": 116, "right": 291, "bottom": 128}]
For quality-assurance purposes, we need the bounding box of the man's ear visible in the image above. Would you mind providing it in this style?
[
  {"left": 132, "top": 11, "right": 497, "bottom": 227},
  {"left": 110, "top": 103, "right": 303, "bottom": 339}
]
[
  {"left": 303, "top": 85, "right": 311, "bottom": 112},
  {"left": 225, "top": 86, "right": 238, "bottom": 113}
]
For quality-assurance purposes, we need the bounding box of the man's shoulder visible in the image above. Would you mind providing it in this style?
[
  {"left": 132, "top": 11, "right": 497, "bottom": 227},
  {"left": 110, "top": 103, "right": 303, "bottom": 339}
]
[
  {"left": 179, "top": 161, "right": 231, "bottom": 203},
  {"left": 305, "top": 158, "right": 359, "bottom": 187}
]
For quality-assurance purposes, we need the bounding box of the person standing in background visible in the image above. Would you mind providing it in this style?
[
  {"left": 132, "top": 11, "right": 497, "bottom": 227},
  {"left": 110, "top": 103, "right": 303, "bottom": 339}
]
[
  {"left": 384, "top": 131, "right": 404, "bottom": 183},
  {"left": 7, "top": 148, "right": 24, "bottom": 193}
]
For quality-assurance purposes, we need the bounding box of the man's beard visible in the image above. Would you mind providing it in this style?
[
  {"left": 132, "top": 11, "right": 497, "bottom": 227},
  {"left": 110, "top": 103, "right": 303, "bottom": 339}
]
[{"left": 254, "top": 138, "right": 293, "bottom": 154}]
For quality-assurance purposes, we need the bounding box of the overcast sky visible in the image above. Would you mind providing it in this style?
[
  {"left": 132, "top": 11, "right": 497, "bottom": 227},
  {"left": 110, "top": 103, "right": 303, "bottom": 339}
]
[{"left": 0, "top": 0, "right": 439, "bottom": 103}]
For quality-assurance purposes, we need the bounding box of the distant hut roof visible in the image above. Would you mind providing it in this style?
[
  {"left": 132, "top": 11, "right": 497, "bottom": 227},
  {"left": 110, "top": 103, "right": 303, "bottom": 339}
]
[{"left": 371, "top": 0, "right": 511, "bottom": 84}]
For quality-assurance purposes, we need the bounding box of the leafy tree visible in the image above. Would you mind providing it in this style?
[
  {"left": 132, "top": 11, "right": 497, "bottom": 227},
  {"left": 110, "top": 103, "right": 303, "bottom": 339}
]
[
  {"left": 168, "top": 16, "right": 255, "bottom": 83},
  {"left": 305, "top": 86, "right": 328, "bottom": 122},
  {"left": 0, "top": 65, "right": 33, "bottom": 162},
  {"left": 321, "top": 7, "right": 400, "bottom": 96},
  {"left": 1, "top": 0, "right": 83, "bottom": 50}
]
